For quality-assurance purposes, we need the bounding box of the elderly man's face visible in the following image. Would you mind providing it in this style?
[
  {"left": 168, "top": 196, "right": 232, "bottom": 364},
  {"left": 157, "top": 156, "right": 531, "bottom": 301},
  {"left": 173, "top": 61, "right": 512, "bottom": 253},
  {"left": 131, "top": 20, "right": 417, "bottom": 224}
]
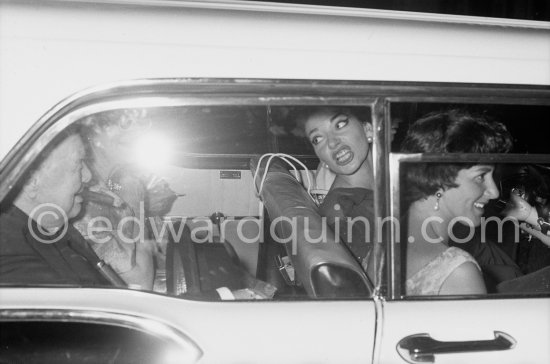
[{"left": 34, "top": 135, "right": 92, "bottom": 227}]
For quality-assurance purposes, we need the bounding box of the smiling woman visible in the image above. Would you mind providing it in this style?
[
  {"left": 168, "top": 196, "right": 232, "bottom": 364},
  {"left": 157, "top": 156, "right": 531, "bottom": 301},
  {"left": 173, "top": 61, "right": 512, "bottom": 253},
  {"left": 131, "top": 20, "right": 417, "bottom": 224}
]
[{"left": 401, "top": 110, "right": 513, "bottom": 296}]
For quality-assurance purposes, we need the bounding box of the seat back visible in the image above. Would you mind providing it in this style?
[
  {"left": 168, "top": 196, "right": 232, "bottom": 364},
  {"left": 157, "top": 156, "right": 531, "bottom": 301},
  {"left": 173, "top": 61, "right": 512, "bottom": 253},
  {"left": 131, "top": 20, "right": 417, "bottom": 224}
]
[{"left": 250, "top": 156, "right": 372, "bottom": 298}]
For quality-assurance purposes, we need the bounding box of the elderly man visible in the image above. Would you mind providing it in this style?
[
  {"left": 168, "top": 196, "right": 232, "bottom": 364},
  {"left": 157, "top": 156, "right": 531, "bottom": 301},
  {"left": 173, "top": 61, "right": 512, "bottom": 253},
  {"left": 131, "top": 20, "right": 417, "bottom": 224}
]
[{"left": 0, "top": 132, "right": 117, "bottom": 286}]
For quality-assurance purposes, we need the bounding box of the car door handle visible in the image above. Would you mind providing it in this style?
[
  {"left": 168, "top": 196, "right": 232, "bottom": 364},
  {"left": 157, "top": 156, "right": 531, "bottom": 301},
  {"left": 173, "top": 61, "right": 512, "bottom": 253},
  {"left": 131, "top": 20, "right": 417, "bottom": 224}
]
[{"left": 396, "top": 331, "right": 516, "bottom": 363}]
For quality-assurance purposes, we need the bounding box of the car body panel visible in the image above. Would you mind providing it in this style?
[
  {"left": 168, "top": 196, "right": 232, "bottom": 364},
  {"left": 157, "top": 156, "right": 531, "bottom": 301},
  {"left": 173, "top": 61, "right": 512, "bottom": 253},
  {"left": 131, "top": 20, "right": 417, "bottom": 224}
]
[
  {"left": 377, "top": 298, "right": 550, "bottom": 364},
  {"left": 0, "top": 287, "right": 377, "bottom": 363}
]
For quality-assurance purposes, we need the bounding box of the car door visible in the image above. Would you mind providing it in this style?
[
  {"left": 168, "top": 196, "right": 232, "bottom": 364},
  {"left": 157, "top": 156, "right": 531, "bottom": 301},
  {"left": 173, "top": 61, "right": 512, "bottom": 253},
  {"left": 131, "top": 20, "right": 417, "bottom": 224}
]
[{"left": 374, "top": 98, "right": 550, "bottom": 364}]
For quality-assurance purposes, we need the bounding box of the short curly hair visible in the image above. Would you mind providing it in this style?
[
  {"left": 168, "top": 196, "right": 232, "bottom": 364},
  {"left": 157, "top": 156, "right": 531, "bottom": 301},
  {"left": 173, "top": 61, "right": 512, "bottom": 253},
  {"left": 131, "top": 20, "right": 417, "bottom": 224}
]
[{"left": 401, "top": 110, "right": 513, "bottom": 204}]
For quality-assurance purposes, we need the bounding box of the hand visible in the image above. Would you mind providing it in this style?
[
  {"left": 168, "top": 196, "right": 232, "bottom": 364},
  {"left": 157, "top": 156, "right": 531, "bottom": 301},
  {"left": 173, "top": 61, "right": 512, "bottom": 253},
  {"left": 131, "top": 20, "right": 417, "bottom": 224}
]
[
  {"left": 502, "top": 191, "right": 539, "bottom": 226},
  {"left": 88, "top": 184, "right": 125, "bottom": 207},
  {"left": 146, "top": 176, "right": 177, "bottom": 216},
  {"left": 519, "top": 223, "right": 550, "bottom": 247},
  {"left": 114, "top": 173, "right": 146, "bottom": 215}
]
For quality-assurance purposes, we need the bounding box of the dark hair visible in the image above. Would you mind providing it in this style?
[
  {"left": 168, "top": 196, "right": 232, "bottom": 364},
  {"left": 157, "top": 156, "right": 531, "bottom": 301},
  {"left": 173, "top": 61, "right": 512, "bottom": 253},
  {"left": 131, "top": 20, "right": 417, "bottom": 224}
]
[
  {"left": 401, "top": 110, "right": 513, "bottom": 204},
  {"left": 294, "top": 106, "right": 372, "bottom": 134}
]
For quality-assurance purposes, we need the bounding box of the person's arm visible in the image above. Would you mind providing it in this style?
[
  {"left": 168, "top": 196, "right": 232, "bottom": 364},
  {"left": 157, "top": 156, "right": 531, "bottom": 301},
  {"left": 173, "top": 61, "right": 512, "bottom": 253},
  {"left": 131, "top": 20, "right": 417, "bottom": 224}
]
[
  {"left": 439, "top": 262, "right": 487, "bottom": 295},
  {"left": 0, "top": 254, "right": 72, "bottom": 285},
  {"left": 119, "top": 240, "right": 155, "bottom": 290},
  {"left": 519, "top": 223, "right": 550, "bottom": 247},
  {"left": 503, "top": 191, "right": 550, "bottom": 233},
  {"left": 503, "top": 193, "right": 550, "bottom": 246},
  {"left": 504, "top": 193, "right": 539, "bottom": 225}
]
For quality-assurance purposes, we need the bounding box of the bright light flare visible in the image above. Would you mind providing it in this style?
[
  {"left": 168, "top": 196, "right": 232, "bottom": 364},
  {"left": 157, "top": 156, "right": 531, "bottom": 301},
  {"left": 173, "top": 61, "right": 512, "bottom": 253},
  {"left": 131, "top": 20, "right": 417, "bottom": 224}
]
[{"left": 131, "top": 133, "right": 173, "bottom": 171}]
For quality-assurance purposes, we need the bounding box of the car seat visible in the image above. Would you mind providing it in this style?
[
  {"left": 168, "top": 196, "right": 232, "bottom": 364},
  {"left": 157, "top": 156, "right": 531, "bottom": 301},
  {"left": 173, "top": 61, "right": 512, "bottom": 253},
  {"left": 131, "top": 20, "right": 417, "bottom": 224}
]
[{"left": 250, "top": 156, "right": 372, "bottom": 298}]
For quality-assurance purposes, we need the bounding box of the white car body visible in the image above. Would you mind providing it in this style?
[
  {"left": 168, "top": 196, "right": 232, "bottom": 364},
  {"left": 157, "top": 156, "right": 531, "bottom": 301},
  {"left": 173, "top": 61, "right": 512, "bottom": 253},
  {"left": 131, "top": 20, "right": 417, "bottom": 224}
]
[{"left": 1, "top": 1, "right": 549, "bottom": 363}]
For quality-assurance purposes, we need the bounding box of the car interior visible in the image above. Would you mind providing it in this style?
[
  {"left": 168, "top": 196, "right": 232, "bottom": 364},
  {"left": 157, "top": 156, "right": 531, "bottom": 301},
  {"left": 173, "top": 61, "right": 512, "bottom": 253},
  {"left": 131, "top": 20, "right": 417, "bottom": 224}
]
[{"left": 68, "top": 104, "right": 378, "bottom": 300}]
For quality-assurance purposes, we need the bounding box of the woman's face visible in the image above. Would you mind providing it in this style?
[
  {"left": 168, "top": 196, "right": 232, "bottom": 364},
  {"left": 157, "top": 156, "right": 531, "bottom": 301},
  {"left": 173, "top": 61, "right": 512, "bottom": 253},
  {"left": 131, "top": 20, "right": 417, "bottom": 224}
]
[
  {"left": 304, "top": 109, "right": 371, "bottom": 176},
  {"left": 439, "top": 165, "right": 500, "bottom": 226}
]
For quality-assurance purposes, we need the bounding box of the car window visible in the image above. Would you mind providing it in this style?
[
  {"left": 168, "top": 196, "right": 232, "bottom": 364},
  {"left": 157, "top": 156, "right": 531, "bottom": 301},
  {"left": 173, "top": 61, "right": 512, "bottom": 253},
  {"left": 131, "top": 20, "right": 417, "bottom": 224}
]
[
  {"left": 85, "top": 106, "right": 270, "bottom": 155},
  {"left": 389, "top": 102, "right": 550, "bottom": 299},
  {"left": 390, "top": 103, "right": 550, "bottom": 153},
  {"left": 0, "top": 100, "right": 376, "bottom": 301}
]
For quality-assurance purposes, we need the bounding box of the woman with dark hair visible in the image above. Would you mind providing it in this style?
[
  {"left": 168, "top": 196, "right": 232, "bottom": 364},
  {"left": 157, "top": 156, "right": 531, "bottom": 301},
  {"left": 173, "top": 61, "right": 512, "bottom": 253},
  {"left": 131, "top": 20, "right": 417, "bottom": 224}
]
[
  {"left": 302, "top": 107, "right": 375, "bottom": 267},
  {"left": 401, "top": 110, "right": 513, "bottom": 295}
]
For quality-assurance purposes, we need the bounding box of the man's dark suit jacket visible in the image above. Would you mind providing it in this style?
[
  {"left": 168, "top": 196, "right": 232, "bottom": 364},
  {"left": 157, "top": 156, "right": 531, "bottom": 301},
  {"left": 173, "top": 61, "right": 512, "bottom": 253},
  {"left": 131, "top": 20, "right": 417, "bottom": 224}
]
[{"left": 0, "top": 206, "right": 110, "bottom": 286}]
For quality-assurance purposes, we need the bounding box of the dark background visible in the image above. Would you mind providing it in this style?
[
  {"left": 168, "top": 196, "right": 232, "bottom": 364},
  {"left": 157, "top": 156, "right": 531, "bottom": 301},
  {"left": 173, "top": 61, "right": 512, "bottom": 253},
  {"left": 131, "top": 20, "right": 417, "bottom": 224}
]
[{"left": 258, "top": 0, "right": 550, "bottom": 21}]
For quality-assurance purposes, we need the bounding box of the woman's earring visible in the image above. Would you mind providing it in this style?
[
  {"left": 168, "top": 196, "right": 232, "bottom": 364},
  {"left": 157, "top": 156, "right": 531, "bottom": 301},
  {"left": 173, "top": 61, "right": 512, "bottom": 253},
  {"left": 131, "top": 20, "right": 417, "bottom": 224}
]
[
  {"left": 434, "top": 192, "right": 442, "bottom": 211},
  {"left": 367, "top": 136, "right": 373, "bottom": 143}
]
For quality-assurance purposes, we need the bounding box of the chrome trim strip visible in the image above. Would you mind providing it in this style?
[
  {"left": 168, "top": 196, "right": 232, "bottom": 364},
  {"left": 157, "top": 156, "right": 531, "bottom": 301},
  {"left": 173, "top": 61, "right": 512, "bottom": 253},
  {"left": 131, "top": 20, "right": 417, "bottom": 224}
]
[
  {"left": 371, "top": 295, "right": 386, "bottom": 364},
  {"left": 371, "top": 98, "right": 388, "bottom": 297},
  {"left": 388, "top": 153, "right": 403, "bottom": 300},
  {"left": 385, "top": 96, "right": 550, "bottom": 106},
  {"left": 0, "top": 308, "right": 203, "bottom": 363},
  {"left": 393, "top": 153, "right": 550, "bottom": 164}
]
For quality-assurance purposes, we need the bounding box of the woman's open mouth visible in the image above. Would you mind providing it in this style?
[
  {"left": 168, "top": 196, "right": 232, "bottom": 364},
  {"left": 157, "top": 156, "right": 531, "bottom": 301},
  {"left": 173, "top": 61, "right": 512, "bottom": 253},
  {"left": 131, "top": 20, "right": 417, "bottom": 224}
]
[
  {"left": 473, "top": 201, "right": 486, "bottom": 211},
  {"left": 333, "top": 147, "right": 353, "bottom": 166}
]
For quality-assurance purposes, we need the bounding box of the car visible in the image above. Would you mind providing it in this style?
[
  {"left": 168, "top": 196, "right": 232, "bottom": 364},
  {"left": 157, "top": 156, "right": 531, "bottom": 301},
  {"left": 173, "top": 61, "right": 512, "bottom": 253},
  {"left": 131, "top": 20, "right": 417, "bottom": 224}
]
[{"left": 1, "top": 1, "right": 549, "bottom": 363}]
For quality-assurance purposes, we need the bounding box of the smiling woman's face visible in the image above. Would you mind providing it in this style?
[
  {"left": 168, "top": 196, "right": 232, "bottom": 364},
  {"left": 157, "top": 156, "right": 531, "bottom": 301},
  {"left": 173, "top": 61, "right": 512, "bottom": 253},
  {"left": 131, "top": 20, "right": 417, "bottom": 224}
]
[
  {"left": 439, "top": 164, "right": 500, "bottom": 227},
  {"left": 304, "top": 109, "right": 371, "bottom": 176}
]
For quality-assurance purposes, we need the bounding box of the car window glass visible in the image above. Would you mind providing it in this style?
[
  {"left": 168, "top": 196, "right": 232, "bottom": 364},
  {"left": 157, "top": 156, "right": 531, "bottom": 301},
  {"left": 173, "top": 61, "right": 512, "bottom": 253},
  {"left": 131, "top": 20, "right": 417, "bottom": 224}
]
[
  {"left": 93, "top": 106, "right": 270, "bottom": 155},
  {"left": 392, "top": 103, "right": 550, "bottom": 298},
  {"left": 1, "top": 103, "right": 377, "bottom": 302}
]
